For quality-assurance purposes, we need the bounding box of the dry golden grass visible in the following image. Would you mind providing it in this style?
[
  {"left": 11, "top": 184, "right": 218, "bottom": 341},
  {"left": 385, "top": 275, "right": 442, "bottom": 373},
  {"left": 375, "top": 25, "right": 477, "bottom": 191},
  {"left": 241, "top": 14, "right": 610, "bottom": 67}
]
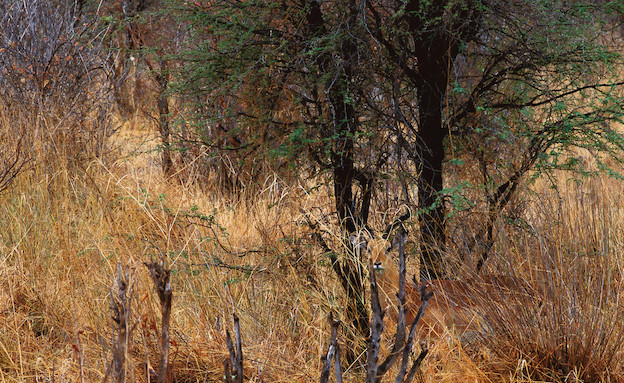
[
  {"left": 0, "top": 103, "right": 623, "bottom": 382},
  {"left": 0, "top": 107, "right": 346, "bottom": 382}
]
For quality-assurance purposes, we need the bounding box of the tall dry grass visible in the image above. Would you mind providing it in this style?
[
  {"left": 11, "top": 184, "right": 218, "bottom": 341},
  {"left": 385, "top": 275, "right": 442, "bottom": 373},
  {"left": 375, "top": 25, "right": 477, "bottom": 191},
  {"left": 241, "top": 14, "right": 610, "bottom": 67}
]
[
  {"left": 459, "top": 174, "right": 624, "bottom": 382},
  {"left": 0, "top": 101, "right": 346, "bottom": 382},
  {"left": 1, "top": 97, "right": 624, "bottom": 382}
]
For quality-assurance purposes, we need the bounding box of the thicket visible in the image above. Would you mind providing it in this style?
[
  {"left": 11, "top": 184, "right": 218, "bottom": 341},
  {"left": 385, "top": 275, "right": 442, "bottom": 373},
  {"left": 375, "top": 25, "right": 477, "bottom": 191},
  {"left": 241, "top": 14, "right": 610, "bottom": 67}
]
[
  {"left": 168, "top": 0, "right": 624, "bottom": 362},
  {"left": 1, "top": 0, "right": 624, "bottom": 382}
]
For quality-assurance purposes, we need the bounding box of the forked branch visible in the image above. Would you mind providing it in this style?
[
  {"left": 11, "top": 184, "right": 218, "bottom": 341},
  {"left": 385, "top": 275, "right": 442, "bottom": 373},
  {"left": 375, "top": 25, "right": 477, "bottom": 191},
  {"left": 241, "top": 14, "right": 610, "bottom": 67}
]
[
  {"left": 319, "top": 313, "right": 343, "bottom": 383},
  {"left": 225, "top": 314, "right": 244, "bottom": 383}
]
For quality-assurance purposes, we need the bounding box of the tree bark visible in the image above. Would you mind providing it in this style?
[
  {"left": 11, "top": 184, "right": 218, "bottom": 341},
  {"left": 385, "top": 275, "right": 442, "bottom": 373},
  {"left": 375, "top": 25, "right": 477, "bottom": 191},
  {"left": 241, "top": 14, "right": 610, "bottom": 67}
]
[
  {"left": 156, "top": 61, "right": 173, "bottom": 177},
  {"left": 415, "top": 61, "right": 448, "bottom": 280},
  {"left": 305, "top": 0, "right": 369, "bottom": 358},
  {"left": 406, "top": 0, "right": 481, "bottom": 279}
]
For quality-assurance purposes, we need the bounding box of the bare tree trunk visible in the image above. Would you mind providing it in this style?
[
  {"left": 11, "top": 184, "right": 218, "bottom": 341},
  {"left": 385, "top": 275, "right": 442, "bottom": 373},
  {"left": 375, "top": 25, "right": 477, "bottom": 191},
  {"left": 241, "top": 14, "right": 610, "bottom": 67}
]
[
  {"left": 156, "top": 60, "right": 173, "bottom": 176},
  {"left": 405, "top": 0, "right": 481, "bottom": 280},
  {"left": 305, "top": 0, "right": 370, "bottom": 361},
  {"left": 415, "top": 79, "right": 448, "bottom": 280}
]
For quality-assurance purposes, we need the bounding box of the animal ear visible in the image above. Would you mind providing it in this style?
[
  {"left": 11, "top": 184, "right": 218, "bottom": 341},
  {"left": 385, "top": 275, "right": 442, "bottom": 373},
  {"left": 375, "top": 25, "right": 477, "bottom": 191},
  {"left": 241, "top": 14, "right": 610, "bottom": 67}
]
[
  {"left": 350, "top": 234, "right": 362, "bottom": 249},
  {"left": 349, "top": 234, "right": 358, "bottom": 247},
  {"left": 387, "top": 234, "right": 400, "bottom": 252},
  {"left": 349, "top": 233, "right": 369, "bottom": 253}
]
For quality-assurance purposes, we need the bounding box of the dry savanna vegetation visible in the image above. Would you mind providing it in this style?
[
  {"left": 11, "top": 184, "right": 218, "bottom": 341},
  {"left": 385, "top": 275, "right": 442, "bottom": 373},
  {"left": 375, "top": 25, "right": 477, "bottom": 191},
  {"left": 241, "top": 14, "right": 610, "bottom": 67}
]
[
  {"left": 1, "top": 1, "right": 624, "bottom": 382},
  {"left": 2, "top": 101, "right": 624, "bottom": 383}
]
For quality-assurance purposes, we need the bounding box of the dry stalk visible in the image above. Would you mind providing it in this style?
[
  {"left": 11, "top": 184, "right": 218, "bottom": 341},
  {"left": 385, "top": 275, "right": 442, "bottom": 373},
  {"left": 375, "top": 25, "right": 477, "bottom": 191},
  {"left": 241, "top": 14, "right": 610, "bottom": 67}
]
[
  {"left": 145, "top": 260, "right": 173, "bottom": 383},
  {"left": 108, "top": 263, "right": 133, "bottom": 383},
  {"left": 225, "top": 314, "right": 244, "bottom": 383},
  {"left": 75, "top": 329, "right": 85, "bottom": 383},
  {"left": 319, "top": 313, "right": 342, "bottom": 383}
]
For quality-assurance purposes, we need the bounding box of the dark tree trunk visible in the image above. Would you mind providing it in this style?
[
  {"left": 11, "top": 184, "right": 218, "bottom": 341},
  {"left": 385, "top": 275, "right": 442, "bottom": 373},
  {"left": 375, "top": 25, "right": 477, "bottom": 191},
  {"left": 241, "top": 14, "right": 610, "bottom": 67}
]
[
  {"left": 409, "top": 39, "right": 452, "bottom": 280},
  {"left": 416, "top": 73, "right": 448, "bottom": 280},
  {"left": 156, "top": 62, "right": 173, "bottom": 177},
  {"left": 406, "top": 0, "right": 481, "bottom": 279},
  {"left": 305, "top": 0, "right": 369, "bottom": 360}
]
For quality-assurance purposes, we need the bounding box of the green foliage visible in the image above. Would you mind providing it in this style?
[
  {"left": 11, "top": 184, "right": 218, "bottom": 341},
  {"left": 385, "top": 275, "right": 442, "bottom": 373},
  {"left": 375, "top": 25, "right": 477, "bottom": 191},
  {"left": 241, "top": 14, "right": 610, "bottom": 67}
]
[
  {"left": 447, "top": 0, "right": 624, "bottom": 207},
  {"left": 168, "top": 0, "right": 624, "bottom": 269}
]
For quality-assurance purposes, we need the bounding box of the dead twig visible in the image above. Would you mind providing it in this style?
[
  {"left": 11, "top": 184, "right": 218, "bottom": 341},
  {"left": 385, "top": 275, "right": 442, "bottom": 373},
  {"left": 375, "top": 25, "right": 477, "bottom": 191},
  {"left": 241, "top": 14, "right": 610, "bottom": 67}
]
[
  {"left": 109, "top": 263, "right": 132, "bottom": 383},
  {"left": 193, "top": 255, "right": 269, "bottom": 273},
  {"left": 395, "top": 283, "right": 433, "bottom": 383},
  {"left": 0, "top": 133, "right": 30, "bottom": 193},
  {"left": 145, "top": 260, "right": 173, "bottom": 383},
  {"left": 225, "top": 314, "right": 244, "bottom": 383},
  {"left": 319, "top": 313, "right": 342, "bottom": 383},
  {"left": 376, "top": 227, "right": 408, "bottom": 379}
]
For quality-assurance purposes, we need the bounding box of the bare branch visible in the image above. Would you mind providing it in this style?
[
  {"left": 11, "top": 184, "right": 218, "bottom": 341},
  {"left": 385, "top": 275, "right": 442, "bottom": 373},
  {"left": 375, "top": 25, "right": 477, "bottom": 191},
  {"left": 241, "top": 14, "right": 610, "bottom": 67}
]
[
  {"left": 145, "top": 260, "right": 173, "bottom": 383},
  {"left": 395, "top": 283, "right": 434, "bottom": 383},
  {"left": 109, "top": 263, "right": 132, "bottom": 383},
  {"left": 320, "top": 313, "right": 342, "bottom": 383}
]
